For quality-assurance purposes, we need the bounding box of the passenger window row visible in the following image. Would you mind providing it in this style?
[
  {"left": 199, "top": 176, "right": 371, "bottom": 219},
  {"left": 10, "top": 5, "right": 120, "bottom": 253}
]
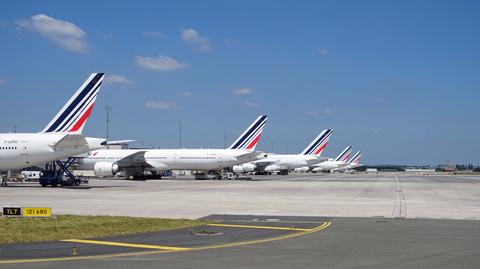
[{"left": 179, "top": 156, "right": 216, "bottom": 160}]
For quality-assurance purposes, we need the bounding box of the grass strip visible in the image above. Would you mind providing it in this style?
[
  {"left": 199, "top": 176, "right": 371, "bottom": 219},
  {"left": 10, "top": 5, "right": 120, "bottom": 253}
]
[{"left": 0, "top": 215, "right": 206, "bottom": 244}]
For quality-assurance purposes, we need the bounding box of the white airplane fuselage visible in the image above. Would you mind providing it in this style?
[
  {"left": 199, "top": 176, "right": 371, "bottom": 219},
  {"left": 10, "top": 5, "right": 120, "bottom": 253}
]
[
  {"left": 312, "top": 159, "right": 349, "bottom": 171},
  {"left": 0, "top": 133, "right": 105, "bottom": 170},
  {"left": 252, "top": 154, "right": 325, "bottom": 172},
  {"left": 334, "top": 163, "right": 361, "bottom": 171},
  {"left": 77, "top": 148, "right": 262, "bottom": 172}
]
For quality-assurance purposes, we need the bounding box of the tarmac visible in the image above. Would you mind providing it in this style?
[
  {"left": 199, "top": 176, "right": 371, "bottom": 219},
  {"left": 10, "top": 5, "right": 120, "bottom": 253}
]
[
  {"left": 1, "top": 174, "right": 479, "bottom": 268},
  {"left": 1, "top": 215, "right": 479, "bottom": 269},
  {"left": 1, "top": 174, "right": 479, "bottom": 220}
]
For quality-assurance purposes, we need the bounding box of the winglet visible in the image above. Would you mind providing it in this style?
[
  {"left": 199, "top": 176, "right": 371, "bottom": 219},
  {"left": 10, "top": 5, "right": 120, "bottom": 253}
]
[
  {"left": 41, "top": 73, "right": 105, "bottom": 134},
  {"left": 228, "top": 115, "right": 268, "bottom": 151},
  {"left": 334, "top": 146, "right": 352, "bottom": 162},
  {"left": 300, "top": 129, "right": 333, "bottom": 156}
]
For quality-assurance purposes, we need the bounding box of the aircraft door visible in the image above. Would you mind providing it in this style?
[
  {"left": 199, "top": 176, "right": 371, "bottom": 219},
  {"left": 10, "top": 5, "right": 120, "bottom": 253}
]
[
  {"left": 217, "top": 155, "right": 222, "bottom": 168},
  {"left": 19, "top": 141, "right": 29, "bottom": 165}
]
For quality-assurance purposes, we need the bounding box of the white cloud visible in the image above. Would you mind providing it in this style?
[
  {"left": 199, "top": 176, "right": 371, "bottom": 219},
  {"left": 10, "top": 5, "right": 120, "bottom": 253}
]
[
  {"left": 0, "top": 78, "right": 6, "bottom": 85},
  {"left": 145, "top": 101, "right": 178, "bottom": 110},
  {"left": 242, "top": 101, "right": 260, "bottom": 108},
  {"left": 181, "top": 91, "right": 192, "bottom": 97},
  {"left": 180, "top": 28, "right": 212, "bottom": 52},
  {"left": 135, "top": 55, "right": 189, "bottom": 71},
  {"left": 15, "top": 14, "right": 87, "bottom": 53},
  {"left": 318, "top": 48, "right": 329, "bottom": 56},
  {"left": 233, "top": 88, "right": 253, "bottom": 95},
  {"left": 104, "top": 74, "right": 133, "bottom": 85},
  {"left": 143, "top": 31, "right": 165, "bottom": 38},
  {"left": 305, "top": 108, "right": 334, "bottom": 116}
]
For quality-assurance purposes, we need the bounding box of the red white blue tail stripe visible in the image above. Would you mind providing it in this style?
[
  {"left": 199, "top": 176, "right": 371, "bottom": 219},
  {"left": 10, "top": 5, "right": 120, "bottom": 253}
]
[
  {"left": 41, "top": 73, "right": 104, "bottom": 134},
  {"left": 335, "top": 146, "right": 352, "bottom": 162},
  {"left": 349, "top": 151, "right": 362, "bottom": 165},
  {"left": 228, "top": 115, "right": 267, "bottom": 151},
  {"left": 300, "top": 129, "right": 333, "bottom": 156}
]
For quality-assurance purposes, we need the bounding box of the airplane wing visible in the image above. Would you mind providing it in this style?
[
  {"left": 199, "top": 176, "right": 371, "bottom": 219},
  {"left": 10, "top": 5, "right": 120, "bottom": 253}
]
[
  {"left": 251, "top": 160, "right": 276, "bottom": 171},
  {"left": 116, "top": 151, "right": 153, "bottom": 168},
  {"left": 236, "top": 151, "right": 267, "bottom": 163},
  {"left": 54, "top": 134, "right": 88, "bottom": 150}
]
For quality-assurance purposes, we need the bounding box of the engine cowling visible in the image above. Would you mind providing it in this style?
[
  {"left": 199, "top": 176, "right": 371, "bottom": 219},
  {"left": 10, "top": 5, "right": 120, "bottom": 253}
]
[
  {"left": 94, "top": 162, "right": 119, "bottom": 177},
  {"left": 294, "top": 166, "right": 310, "bottom": 172},
  {"left": 232, "top": 163, "right": 256, "bottom": 173},
  {"left": 312, "top": 167, "right": 326, "bottom": 173},
  {"left": 264, "top": 165, "right": 281, "bottom": 172}
]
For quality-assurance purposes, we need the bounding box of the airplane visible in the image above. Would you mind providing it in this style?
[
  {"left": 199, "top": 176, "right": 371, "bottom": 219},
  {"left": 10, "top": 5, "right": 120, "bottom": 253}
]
[
  {"left": 232, "top": 129, "right": 333, "bottom": 175},
  {"left": 311, "top": 145, "right": 352, "bottom": 172},
  {"left": 75, "top": 115, "right": 268, "bottom": 179},
  {"left": 333, "top": 151, "right": 363, "bottom": 171},
  {"left": 0, "top": 73, "right": 107, "bottom": 171}
]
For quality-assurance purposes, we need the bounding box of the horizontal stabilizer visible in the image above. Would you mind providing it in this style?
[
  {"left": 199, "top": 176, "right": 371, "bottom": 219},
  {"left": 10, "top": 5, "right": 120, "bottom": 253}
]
[{"left": 54, "top": 134, "right": 88, "bottom": 150}]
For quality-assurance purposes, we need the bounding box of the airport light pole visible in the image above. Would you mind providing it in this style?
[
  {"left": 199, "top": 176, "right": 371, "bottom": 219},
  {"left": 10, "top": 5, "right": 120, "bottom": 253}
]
[{"left": 105, "top": 105, "right": 112, "bottom": 149}]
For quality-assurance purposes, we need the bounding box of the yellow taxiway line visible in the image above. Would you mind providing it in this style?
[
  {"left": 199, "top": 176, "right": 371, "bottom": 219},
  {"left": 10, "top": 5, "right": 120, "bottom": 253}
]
[
  {"left": 0, "top": 221, "right": 331, "bottom": 265},
  {"left": 207, "top": 223, "right": 312, "bottom": 231},
  {"left": 61, "top": 239, "right": 190, "bottom": 251}
]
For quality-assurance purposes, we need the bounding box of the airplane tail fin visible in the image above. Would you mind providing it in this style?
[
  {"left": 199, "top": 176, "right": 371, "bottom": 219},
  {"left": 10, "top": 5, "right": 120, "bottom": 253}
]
[
  {"left": 228, "top": 115, "right": 268, "bottom": 151},
  {"left": 41, "top": 73, "right": 105, "bottom": 134},
  {"left": 334, "top": 146, "right": 352, "bottom": 162},
  {"left": 349, "top": 151, "right": 362, "bottom": 165},
  {"left": 300, "top": 129, "right": 333, "bottom": 156}
]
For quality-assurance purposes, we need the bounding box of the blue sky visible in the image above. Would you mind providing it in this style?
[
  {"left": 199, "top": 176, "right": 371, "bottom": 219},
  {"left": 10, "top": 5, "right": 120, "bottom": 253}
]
[{"left": 1, "top": 0, "right": 479, "bottom": 165}]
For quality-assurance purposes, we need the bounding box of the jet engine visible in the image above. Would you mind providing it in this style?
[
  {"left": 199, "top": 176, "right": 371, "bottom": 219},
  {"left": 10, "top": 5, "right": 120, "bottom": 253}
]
[
  {"left": 264, "top": 165, "right": 281, "bottom": 172},
  {"left": 294, "top": 166, "right": 310, "bottom": 173},
  {"left": 232, "top": 163, "right": 256, "bottom": 173},
  {"left": 312, "top": 167, "right": 326, "bottom": 173},
  {"left": 94, "top": 162, "right": 119, "bottom": 177}
]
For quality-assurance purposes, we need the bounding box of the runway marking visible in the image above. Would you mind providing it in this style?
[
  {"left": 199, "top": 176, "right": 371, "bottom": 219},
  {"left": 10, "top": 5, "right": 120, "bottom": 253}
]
[
  {"left": 207, "top": 223, "right": 312, "bottom": 231},
  {"left": 61, "top": 239, "right": 190, "bottom": 251},
  {"left": 0, "top": 221, "right": 331, "bottom": 265}
]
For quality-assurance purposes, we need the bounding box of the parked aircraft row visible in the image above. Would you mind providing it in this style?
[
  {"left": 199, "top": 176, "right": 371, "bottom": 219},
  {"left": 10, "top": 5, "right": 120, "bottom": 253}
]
[
  {"left": 0, "top": 73, "right": 363, "bottom": 181},
  {"left": 76, "top": 115, "right": 268, "bottom": 178}
]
